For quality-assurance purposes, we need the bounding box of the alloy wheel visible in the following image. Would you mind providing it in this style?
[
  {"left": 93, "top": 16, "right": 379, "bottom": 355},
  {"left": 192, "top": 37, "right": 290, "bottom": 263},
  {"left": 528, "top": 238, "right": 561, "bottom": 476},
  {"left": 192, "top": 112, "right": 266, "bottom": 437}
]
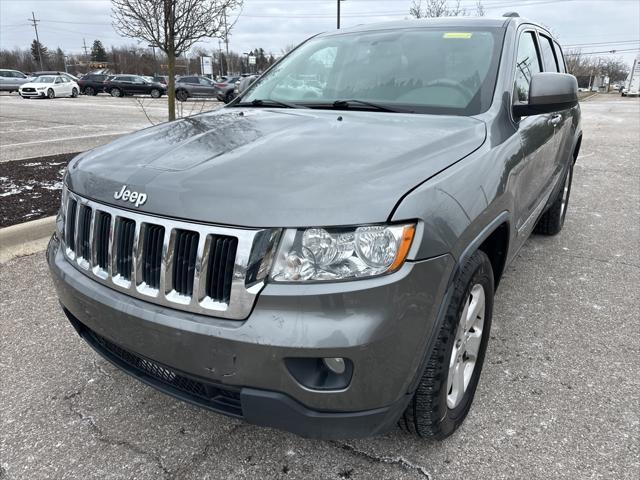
[{"left": 447, "top": 283, "right": 486, "bottom": 409}]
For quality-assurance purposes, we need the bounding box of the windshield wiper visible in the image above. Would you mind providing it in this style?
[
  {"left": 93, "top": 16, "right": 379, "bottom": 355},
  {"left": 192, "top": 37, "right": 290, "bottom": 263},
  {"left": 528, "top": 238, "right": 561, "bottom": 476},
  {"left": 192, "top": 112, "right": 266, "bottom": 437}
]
[
  {"left": 235, "top": 98, "right": 307, "bottom": 109},
  {"left": 331, "top": 99, "right": 400, "bottom": 113}
]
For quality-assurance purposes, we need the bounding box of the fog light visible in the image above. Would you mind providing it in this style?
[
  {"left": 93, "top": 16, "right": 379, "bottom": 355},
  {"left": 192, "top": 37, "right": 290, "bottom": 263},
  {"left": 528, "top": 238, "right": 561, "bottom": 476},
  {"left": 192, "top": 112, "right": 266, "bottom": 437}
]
[{"left": 322, "top": 357, "right": 346, "bottom": 374}]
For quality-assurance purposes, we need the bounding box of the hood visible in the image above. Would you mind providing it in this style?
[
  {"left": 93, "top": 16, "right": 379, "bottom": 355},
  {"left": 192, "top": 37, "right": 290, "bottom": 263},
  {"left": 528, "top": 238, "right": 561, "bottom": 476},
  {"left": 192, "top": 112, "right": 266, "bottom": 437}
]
[
  {"left": 66, "top": 107, "right": 486, "bottom": 227},
  {"left": 21, "top": 81, "right": 52, "bottom": 88}
]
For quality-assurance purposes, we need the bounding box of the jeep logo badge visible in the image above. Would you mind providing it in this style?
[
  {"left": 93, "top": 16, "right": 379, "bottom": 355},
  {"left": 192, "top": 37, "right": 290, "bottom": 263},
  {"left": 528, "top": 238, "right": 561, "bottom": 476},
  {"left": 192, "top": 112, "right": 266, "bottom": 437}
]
[{"left": 114, "top": 185, "right": 147, "bottom": 207}]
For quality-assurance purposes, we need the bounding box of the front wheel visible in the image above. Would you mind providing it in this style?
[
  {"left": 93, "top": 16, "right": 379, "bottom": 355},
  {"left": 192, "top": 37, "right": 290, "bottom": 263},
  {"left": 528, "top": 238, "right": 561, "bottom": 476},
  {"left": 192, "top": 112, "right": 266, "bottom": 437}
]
[
  {"left": 110, "top": 88, "right": 122, "bottom": 98},
  {"left": 71, "top": 88, "right": 78, "bottom": 98},
  {"left": 401, "top": 250, "right": 494, "bottom": 439},
  {"left": 84, "top": 86, "right": 94, "bottom": 96},
  {"left": 47, "top": 89, "right": 55, "bottom": 99},
  {"left": 150, "top": 88, "right": 161, "bottom": 99}
]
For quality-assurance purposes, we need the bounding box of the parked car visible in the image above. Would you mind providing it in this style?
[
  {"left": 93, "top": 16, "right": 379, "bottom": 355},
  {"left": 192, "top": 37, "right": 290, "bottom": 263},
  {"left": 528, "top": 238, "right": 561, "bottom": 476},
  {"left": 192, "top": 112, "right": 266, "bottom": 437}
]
[
  {"left": 175, "top": 75, "right": 218, "bottom": 101},
  {"left": 214, "top": 76, "right": 240, "bottom": 103},
  {"left": 48, "top": 15, "right": 581, "bottom": 440},
  {"left": 233, "top": 75, "right": 259, "bottom": 98},
  {"left": 0, "top": 69, "right": 30, "bottom": 92},
  {"left": 103, "top": 75, "right": 167, "bottom": 98},
  {"left": 19, "top": 74, "right": 79, "bottom": 99},
  {"left": 77, "top": 73, "right": 110, "bottom": 95}
]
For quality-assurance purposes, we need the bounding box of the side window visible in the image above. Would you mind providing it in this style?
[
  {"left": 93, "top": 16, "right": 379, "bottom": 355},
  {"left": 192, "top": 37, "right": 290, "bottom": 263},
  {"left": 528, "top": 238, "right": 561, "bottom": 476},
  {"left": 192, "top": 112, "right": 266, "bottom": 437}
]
[
  {"left": 513, "top": 31, "right": 542, "bottom": 103},
  {"left": 553, "top": 41, "right": 567, "bottom": 73},
  {"left": 198, "top": 77, "right": 212, "bottom": 86},
  {"left": 0, "top": 72, "right": 8, "bottom": 77},
  {"left": 539, "top": 34, "right": 559, "bottom": 72}
]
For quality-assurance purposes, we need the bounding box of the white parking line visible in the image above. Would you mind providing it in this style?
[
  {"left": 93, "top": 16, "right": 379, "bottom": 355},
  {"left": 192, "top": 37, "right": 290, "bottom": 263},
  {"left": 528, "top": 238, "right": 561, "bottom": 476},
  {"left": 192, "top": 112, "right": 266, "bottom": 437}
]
[{"left": 1, "top": 131, "right": 134, "bottom": 148}]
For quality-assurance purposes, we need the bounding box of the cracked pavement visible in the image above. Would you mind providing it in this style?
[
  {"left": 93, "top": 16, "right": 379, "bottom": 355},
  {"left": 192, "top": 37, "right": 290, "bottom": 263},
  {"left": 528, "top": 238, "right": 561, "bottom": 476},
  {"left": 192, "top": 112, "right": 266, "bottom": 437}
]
[{"left": 1, "top": 94, "right": 639, "bottom": 479}]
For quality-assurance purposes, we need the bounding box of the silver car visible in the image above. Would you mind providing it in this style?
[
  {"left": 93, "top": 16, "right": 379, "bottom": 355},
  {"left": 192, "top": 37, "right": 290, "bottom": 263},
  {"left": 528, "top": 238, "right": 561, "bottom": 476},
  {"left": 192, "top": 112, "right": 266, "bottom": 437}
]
[{"left": 0, "top": 69, "right": 30, "bottom": 92}]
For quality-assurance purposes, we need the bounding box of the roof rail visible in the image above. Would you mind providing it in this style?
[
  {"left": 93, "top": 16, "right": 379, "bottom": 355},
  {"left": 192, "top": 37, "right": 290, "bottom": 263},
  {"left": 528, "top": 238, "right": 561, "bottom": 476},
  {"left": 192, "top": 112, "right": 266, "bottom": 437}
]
[{"left": 502, "top": 12, "right": 520, "bottom": 17}]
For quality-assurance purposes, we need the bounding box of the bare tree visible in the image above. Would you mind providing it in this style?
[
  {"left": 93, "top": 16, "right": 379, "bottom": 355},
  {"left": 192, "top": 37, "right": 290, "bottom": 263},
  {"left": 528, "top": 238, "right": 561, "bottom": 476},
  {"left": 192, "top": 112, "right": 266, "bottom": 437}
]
[
  {"left": 111, "top": 0, "right": 242, "bottom": 121},
  {"left": 409, "top": 0, "right": 485, "bottom": 18}
]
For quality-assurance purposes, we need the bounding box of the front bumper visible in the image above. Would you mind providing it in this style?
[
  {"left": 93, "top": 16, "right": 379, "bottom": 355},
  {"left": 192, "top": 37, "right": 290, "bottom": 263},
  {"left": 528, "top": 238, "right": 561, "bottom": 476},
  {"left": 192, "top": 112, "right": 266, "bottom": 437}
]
[
  {"left": 48, "top": 233, "right": 453, "bottom": 438},
  {"left": 19, "top": 90, "right": 46, "bottom": 97}
]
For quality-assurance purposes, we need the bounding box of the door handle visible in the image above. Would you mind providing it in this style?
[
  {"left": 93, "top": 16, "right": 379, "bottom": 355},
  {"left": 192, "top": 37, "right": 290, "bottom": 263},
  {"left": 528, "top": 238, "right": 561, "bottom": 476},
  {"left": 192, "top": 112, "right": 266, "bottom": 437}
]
[{"left": 549, "top": 114, "right": 562, "bottom": 127}]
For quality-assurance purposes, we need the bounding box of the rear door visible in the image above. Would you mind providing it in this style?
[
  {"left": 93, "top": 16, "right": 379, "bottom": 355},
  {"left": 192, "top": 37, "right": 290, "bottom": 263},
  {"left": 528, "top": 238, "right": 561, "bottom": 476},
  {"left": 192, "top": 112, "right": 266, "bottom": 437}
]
[
  {"left": 198, "top": 76, "right": 216, "bottom": 96},
  {"left": 512, "top": 29, "right": 558, "bottom": 236}
]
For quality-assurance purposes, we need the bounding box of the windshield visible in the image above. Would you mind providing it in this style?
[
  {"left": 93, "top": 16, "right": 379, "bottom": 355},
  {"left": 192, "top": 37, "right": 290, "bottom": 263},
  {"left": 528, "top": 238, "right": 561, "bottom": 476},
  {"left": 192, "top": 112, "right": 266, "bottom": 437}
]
[
  {"left": 243, "top": 27, "right": 503, "bottom": 115},
  {"left": 33, "top": 76, "right": 56, "bottom": 83}
]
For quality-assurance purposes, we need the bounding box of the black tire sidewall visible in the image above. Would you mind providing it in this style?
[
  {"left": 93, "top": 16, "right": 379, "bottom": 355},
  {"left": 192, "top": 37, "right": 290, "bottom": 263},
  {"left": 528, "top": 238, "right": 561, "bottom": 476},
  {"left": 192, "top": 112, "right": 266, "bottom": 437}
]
[
  {"left": 72, "top": 88, "right": 78, "bottom": 98},
  {"left": 150, "top": 89, "right": 161, "bottom": 98},
  {"left": 177, "top": 90, "right": 188, "bottom": 101},
  {"left": 560, "top": 163, "right": 574, "bottom": 225},
  {"left": 436, "top": 252, "right": 494, "bottom": 437},
  {"left": 111, "top": 88, "right": 121, "bottom": 97},
  {"left": 47, "top": 89, "right": 54, "bottom": 99}
]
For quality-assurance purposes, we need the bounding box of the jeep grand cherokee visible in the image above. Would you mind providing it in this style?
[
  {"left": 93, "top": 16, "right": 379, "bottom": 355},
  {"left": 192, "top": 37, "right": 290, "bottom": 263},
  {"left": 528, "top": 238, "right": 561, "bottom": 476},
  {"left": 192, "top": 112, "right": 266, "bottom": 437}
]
[{"left": 48, "top": 15, "right": 581, "bottom": 439}]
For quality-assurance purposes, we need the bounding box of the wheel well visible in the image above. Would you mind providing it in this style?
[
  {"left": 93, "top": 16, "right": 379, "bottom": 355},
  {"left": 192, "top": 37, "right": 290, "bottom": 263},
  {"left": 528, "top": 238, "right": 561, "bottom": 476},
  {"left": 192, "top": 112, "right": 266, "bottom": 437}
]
[{"left": 477, "top": 222, "right": 509, "bottom": 288}]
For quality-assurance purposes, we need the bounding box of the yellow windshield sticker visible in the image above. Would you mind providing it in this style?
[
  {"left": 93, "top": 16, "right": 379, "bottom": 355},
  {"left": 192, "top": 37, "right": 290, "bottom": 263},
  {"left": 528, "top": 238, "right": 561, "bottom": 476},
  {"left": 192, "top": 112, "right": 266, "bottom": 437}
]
[{"left": 443, "top": 32, "right": 473, "bottom": 39}]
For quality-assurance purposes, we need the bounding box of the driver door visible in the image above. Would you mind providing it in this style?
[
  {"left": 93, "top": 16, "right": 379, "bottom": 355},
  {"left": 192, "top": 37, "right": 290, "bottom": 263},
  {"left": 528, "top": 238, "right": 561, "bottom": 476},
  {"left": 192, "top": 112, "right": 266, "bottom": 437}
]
[
  {"left": 53, "top": 76, "right": 66, "bottom": 96},
  {"left": 512, "top": 30, "right": 558, "bottom": 238}
]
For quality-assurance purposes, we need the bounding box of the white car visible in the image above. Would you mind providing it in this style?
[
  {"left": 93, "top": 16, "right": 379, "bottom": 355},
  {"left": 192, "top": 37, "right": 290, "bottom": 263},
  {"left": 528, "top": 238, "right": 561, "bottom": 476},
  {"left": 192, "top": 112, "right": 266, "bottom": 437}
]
[{"left": 19, "top": 74, "right": 79, "bottom": 99}]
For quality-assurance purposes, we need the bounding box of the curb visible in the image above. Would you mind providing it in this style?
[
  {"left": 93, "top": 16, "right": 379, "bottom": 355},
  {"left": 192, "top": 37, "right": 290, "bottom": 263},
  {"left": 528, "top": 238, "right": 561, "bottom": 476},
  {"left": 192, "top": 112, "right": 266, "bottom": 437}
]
[{"left": 0, "top": 216, "right": 56, "bottom": 264}]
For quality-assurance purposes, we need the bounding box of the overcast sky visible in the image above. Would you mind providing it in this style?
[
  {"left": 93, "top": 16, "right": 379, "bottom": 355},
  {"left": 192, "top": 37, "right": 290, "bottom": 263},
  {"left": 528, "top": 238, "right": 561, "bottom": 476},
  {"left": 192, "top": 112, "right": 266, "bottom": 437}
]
[{"left": 1, "top": 0, "right": 638, "bottom": 64}]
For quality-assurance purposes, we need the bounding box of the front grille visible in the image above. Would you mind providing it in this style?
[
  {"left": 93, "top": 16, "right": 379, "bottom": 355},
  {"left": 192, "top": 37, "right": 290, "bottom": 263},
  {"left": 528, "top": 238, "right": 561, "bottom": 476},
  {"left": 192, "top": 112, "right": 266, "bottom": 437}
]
[
  {"left": 65, "top": 198, "right": 77, "bottom": 250},
  {"left": 76, "top": 318, "right": 242, "bottom": 416},
  {"left": 141, "top": 224, "right": 164, "bottom": 289},
  {"left": 22, "top": 87, "right": 35, "bottom": 92},
  {"left": 206, "top": 235, "right": 238, "bottom": 303},
  {"left": 115, "top": 218, "right": 135, "bottom": 280},
  {"left": 172, "top": 230, "right": 199, "bottom": 296},
  {"left": 61, "top": 189, "right": 278, "bottom": 319},
  {"left": 95, "top": 211, "right": 111, "bottom": 270},
  {"left": 77, "top": 205, "right": 92, "bottom": 260}
]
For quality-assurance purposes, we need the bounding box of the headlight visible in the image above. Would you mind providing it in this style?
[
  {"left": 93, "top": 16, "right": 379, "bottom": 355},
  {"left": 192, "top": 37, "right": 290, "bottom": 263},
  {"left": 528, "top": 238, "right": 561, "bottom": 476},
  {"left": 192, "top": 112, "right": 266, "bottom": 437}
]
[
  {"left": 37, "top": 87, "right": 46, "bottom": 90},
  {"left": 270, "top": 223, "right": 416, "bottom": 282}
]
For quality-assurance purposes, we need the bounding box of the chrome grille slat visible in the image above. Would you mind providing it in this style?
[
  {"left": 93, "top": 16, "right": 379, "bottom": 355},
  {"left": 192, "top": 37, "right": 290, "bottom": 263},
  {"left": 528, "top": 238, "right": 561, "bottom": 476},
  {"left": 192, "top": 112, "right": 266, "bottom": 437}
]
[{"left": 61, "top": 190, "right": 276, "bottom": 320}]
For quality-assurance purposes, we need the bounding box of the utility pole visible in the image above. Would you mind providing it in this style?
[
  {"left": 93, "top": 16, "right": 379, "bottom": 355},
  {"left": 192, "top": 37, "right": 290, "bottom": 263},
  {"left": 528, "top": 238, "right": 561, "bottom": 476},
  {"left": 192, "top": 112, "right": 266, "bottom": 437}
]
[
  {"left": 28, "top": 12, "right": 44, "bottom": 70},
  {"left": 337, "top": 0, "right": 345, "bottom": 29},
  {"left": 82, "top": 38, "right": 89, "bottom": 57}
]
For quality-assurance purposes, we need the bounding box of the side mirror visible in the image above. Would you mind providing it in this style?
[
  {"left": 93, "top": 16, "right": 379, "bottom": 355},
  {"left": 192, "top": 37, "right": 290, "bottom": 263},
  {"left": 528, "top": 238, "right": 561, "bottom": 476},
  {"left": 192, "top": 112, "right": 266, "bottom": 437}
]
[{"left": 513, "top": 72, "right": 578, "bottom": 117}]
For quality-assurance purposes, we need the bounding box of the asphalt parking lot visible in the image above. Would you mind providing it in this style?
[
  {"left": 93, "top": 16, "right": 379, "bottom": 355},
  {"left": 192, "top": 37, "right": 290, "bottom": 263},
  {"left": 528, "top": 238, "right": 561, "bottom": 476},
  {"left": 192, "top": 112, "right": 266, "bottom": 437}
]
[
  {"left": 0, "top": 93, "right": 221, "bottom": 162},
  {"left": 1, "top": 94, "right": 638, "bottom": 480}
]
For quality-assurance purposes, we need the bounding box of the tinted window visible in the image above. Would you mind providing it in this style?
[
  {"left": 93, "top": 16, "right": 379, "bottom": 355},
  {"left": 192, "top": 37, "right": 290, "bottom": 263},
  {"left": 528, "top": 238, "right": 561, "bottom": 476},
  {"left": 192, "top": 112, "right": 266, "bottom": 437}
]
[
  {"left": 0, "top": 71, "right": 8, "bottom": 77},
  {"left": 245, "top": 28, "right": 504, "bottom": 115},
  {"left": 513, "top": 31, "right": 541, "bottom": 103},
  {"left": 553, "top": 41, "right": 566, "bottom": 73},
  {"left": 181, "top": 76, "right": 197, "bottom": 83},
  {"left": 539, "top": 34, "right": 559, "bottom": 72},
  {"left": 198, "top": 77, "right": 213, "bottom": 86}
]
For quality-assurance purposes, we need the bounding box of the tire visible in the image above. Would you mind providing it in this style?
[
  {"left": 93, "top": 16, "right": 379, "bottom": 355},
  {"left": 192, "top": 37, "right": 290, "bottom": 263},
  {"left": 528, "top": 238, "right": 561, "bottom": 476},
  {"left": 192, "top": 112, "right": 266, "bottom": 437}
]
[
  {"left": 534, "top": 163, "right": 573, "bottom": 236},
  {"left": 110, "top": 88, "right": 122, "bottom": 98},
  {"left": 47, "top": 89, "right": 55, "bottom": 99},
  {"left": 401, "top": 250, "right": 494, "bottom": 439},
  {"left": 176, "top": 89, "right": 189, "bottom": 102},
  {"left": 71, "top": 88, "right": 78, "bottom": 98},
  {"left": 150, "top": 88, "right": 161, "bottom": 99},
  {"left": 84, "top": 86, "right": 94, "bottom": 96},
  {"left": 224, "top": 91, "right": 234, "bottom": 104}
]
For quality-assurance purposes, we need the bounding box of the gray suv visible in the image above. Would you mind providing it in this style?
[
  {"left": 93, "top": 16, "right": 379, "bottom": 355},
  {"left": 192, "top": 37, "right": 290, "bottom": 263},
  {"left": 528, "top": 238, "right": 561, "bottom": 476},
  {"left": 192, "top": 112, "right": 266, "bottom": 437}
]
[{"left": 48, "top": 15, "right": 581, "bottom": 440}]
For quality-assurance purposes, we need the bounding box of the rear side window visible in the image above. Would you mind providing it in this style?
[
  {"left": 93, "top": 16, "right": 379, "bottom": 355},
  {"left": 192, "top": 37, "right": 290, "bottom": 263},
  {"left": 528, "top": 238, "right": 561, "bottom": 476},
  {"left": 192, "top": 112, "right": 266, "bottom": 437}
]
[
  {"left": 553, "top": 41, "right": 567, "bottom": 73},
  {"left": 513, "top": 31, "right": 541, "bottom": 103},
  {"left": 539, "top": 34, "right": 559, "bottom": 72}
]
